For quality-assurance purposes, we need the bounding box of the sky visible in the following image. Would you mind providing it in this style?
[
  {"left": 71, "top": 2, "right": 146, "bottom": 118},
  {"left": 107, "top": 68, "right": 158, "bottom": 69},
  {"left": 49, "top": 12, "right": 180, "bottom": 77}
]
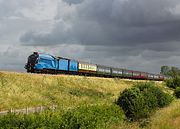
[{"left": 0, "top": 0, "right": 180, "bottom": 73}]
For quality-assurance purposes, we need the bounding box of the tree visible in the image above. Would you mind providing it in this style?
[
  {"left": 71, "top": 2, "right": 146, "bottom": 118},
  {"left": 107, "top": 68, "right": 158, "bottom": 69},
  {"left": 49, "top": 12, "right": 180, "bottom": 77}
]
[
  {"left": 161, "top": 66, "right": 180, "bottom": 77},
  {"left": 160, "top": 66, "right": 171, "bottom": 76},
  {"left": 171, "top": 67, "right": 180, "bottom": 77}
]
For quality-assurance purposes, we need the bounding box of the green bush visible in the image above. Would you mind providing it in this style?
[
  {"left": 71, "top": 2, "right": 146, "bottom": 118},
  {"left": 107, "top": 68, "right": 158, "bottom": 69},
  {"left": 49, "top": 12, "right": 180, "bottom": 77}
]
[
  {"left": 156, "top": 90, "right": 173, "bottom": 107},
  {"left": 116, "top": 82, "right": 173, "bottom": 120},
  {"left": 174, "top": 87, "right": 180, "bottom": 98},
  {"left": 0, "top": 111, "right": 63, "bottom": 128},
  {"left": 116, "top": 87, "right": 147, "bottom": 120},
  {"left": 0, "top": 104, "right": 125, "bottom": 129},
  {"left": 60, "top": 104, "right": 125, "bottom": 129},
  {"left": 136, "top": 83, "right": 158, "bottom": 109},
  {"left": 166, "top": 78, "right": 174, "bottom": 88},
  {"left": 137, "top": 83, "right": 173, "bottom": 108},
  {"left": 166, "top": 76, "right": 180, "bottom": 89}
]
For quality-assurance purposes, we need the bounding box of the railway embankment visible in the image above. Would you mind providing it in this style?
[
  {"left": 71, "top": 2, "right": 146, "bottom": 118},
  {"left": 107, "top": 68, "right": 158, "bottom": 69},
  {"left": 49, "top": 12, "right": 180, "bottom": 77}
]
[
  {"left": 0, "top": 71, "right": 180, "bottom": 129},
  {"left": 0, "top": 71, "right": 164, "bottom": 110}
]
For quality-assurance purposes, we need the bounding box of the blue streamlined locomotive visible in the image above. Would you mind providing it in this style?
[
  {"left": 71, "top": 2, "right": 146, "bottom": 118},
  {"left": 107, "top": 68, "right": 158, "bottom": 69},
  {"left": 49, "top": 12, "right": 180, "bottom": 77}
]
[{"left": 25, "top": 52, "right": 165, "bottom": 81}]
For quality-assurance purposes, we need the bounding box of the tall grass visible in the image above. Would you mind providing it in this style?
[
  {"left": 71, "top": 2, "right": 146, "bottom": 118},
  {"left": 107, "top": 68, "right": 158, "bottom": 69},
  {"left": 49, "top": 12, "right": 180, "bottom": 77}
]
[
  {"left": 146, "top": 100, "right": 180, "bottom": 129},
  {"left": 0, "top": 71, "right": 154, "bottom": 110}
]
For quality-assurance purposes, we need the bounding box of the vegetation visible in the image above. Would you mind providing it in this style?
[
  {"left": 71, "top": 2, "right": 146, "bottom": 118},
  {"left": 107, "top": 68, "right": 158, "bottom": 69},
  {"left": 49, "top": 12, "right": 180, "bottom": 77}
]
[
  {"left": 116, "top": 82, "right": 173, "bottom": 120},
  {"left": 0, "top": 71, "right": 179, "bottom": 129},
  {"left": 0, "top": 71, "right": 154, "bottom": 110},
  {"left": 146, "top": 100, "right": 180, "bottom": 129},
  {"left": 60, "top": 104, "right": 125, "bottom": 129},
  {"left": 166, "top": 76, "right": 180, "bottom": 89},
  {"left": 1, "top": 99, "right": 178, "bottom": 129},
  {"left": 174, "top": 87, "right": 180, "bottom": 98},
  {"left": 0, "top": 104, "right": 125, "bottom": 129},
  {"left": 165, "top": 75, "right": 180, "bottom": 99},
  {"left": 161, "top": 66, "right": 180, "bottom": 77}
]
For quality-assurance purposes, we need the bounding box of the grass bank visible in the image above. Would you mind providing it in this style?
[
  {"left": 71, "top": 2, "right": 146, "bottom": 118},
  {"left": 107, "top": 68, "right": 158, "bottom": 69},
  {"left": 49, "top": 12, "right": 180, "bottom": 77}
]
[
  {"left": 1, "top": 71, "right": 178, "bottom": 129},
  {"left": 123, "top": 100, "right": 180, "bottom": 129},
  {"left": 0, "top": 71, "right": 160, "bottom": 110},
  {"left": 146, "top": 100, "right": 180, "bottom": 129}
]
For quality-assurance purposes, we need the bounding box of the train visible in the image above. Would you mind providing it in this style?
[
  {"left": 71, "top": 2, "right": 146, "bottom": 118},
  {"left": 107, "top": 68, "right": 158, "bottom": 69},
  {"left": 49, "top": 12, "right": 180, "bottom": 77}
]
[{"left": 25, "top": 52, "right": 165, "bottom": 81}]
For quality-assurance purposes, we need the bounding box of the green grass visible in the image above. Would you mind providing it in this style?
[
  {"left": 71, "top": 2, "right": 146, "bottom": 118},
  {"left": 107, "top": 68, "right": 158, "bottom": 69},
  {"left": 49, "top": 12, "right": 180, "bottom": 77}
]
[{"left": 145, "top": 100, "right": 180, "bottom": 129}]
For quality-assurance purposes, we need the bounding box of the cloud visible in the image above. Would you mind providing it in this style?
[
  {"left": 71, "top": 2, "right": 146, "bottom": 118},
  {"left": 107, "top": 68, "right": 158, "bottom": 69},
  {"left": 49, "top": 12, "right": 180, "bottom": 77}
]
[
  {"left": 1, "top": 0, "right": 180, "bottom": 73},
  {"left": 0, "top": 44, "right": 85, "bottom": 71},
  {"left": 20, "top": 0, "right": 180, "bottom": 50},
  {"left": 62, "top": 0, "right": 84, "bottom": 5},
  {"left": 0, "top": 0, "right": 58, "bottom": 21}
]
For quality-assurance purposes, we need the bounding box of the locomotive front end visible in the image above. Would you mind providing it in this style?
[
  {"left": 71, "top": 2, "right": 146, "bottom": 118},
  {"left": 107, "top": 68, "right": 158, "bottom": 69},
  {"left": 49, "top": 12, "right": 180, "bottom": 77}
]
[{"left": 25, "top": 52, "right": 39, "bottom": 73}]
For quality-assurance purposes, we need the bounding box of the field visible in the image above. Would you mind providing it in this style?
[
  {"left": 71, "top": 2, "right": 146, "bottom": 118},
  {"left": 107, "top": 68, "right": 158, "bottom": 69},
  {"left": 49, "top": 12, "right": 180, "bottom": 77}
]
[{"left": 0, "top": 71, "right": 179, "bottom": 128}]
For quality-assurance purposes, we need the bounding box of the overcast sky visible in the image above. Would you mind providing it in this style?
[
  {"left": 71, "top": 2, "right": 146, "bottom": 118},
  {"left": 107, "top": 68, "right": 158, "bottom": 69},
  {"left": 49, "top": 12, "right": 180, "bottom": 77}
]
[{"left": 0, "top": 0, "right": 180, "bottom": 73}]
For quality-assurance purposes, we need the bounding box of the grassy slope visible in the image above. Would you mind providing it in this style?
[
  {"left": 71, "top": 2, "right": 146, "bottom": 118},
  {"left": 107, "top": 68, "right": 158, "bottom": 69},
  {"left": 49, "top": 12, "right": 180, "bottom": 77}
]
[
  {"left": 147, "top": 100, "right": 180, "bottom": 129},
  {"left": 0, "top": 71, "right": 180, "bottom": 129},
  {"left": 111, "top": 100, "right": 180, "bottom": 129},
  {"left": 0, "top": 71, "right": 150, "bottom": 110}
]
